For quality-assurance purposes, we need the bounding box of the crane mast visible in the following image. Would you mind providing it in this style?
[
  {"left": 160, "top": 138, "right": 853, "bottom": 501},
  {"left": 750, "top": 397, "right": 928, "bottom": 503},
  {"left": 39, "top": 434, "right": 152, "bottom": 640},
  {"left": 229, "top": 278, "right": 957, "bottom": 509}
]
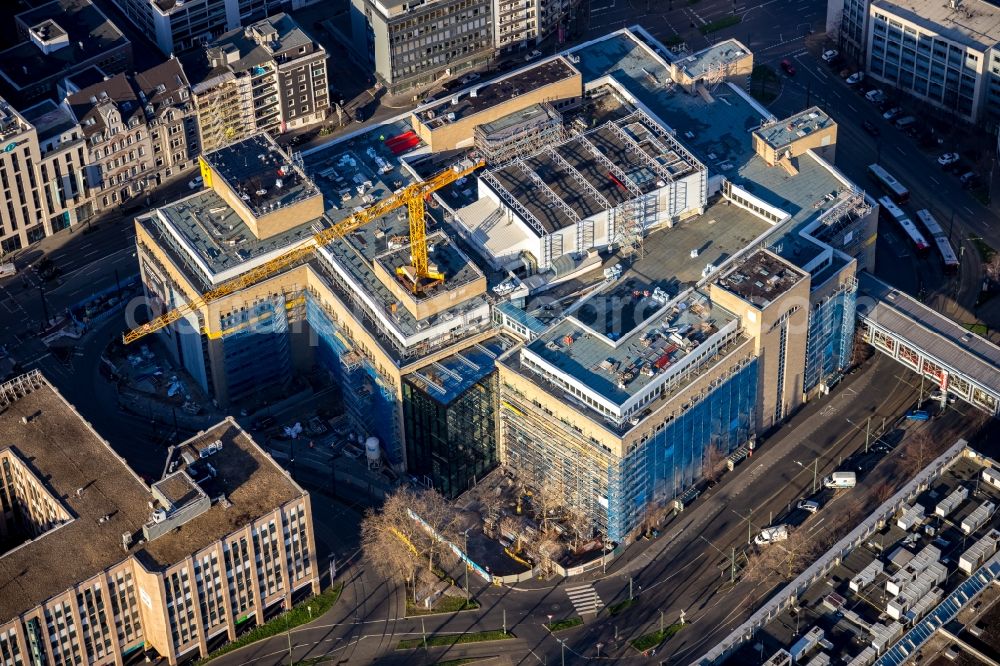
[{"left": 123, "top": 159, "right": 483, "bottom": 344}]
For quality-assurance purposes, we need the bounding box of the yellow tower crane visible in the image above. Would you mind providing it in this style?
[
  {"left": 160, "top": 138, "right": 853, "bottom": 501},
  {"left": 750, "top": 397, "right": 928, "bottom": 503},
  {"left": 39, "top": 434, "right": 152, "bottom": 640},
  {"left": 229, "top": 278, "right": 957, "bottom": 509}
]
[{"left": 123, "top": 159, "right": 484, "bottom": 344}]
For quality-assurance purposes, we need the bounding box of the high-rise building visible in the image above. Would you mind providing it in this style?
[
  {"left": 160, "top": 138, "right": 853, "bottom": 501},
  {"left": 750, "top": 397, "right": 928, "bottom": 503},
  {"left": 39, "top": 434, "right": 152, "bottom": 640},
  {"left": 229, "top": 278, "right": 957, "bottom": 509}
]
[
  {"left": 493, "top": 0, "right": 580, "bottom": 52},
  {"left": 348, "top": 0, "right": 495, "bottom": 95},
  {"left": 0, "top": 371, "right": 319, "bottom": 666},
  {"left": 131, "top": 34, "right": 876, "bottom": 525},
  {"left": 188, "top": 14, "right": 329, "bottom": 153},
  {"left": 0, "top": 0, "right": 132, "bottom": 106}
]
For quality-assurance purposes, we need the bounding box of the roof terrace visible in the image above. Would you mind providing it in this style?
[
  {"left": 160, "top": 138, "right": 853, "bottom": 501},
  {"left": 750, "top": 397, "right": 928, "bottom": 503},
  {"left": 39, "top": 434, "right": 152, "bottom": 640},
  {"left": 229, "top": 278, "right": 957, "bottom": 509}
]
[{"left": 754, "top": 107, "right": 835, "bottom": 153}]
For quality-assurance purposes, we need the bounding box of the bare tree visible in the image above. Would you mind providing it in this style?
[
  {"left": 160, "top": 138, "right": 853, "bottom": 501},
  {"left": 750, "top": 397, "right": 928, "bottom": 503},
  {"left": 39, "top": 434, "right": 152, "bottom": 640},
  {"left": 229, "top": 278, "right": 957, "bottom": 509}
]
[
  {"left": 901, "top": 431, "right": 935, "bottom": 478},
  {"left": 985, "top": 252, "right": 1000, "bottom": 283},
  {"left": 499, "top": 515, "right": 523, "bottom": 552},
  {"left": 702, "top": 440, "right": 726, "bottom": 484},
  {"left": 873, "top": 481, "right": 895, "bottom": 505},
  {"left": 532, "top": 476, "right": 566, "bottom": 532},
  {"left": 564, "top": 508, "right": 591, "bottom": 551},
  {"left": 360, "top": 506, "right": 420, "bottom": 602},
  {"left": 743, "top": 531, "right": 818, "bottom": 584},
  {"left": 408, "top": 488, "right": 461, "bottom": 575}
]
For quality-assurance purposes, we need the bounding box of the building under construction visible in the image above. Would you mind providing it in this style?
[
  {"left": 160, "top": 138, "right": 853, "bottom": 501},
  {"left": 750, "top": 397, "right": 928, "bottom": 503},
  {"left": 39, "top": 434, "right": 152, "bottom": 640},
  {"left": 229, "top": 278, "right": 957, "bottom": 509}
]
[{"left": 133, "top": 32, "right": 877, "bottom": 538}]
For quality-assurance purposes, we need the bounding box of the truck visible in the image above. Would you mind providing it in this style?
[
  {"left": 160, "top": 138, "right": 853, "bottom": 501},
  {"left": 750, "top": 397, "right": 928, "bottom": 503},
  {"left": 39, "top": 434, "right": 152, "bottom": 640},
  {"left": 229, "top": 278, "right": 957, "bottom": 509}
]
[
  {"left": 823, "top": 471, "right": 857, "bottom": 489},
  {"left": 755, "top": 525, "right": 790, "bottom": 546}
]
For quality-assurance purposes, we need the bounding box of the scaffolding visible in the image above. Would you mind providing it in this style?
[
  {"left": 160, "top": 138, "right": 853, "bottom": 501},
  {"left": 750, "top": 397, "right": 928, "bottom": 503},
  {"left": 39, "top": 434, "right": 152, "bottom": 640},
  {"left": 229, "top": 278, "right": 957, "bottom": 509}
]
[
  {"left": 0, "top": 370, "right": 45, "bottom": 409},
  {"left": 576, "top": 134, "right": 646, "bottom": 259},
  {"left": 474, "top": 102, "right": 567, "bottom": 166}
]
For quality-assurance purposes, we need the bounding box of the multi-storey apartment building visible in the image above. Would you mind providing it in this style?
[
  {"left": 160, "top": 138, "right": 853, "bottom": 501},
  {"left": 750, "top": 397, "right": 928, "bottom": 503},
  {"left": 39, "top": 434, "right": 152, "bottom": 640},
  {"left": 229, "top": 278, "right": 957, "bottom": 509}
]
[
  {"left": 189, "top": 14, "right": 329, "bottom": 153},
  {"left": 66, "top": 58, "right": 200, "bottom": 210},
  {"left": 349, "top": 0, "right": 495, "bottom": 95},
  {"left": 0, "top": 371, "right": 319, "bottom": 666},
  {"left": 0, "top": 0, "right": 132, "bottom": 106},
  {"left": 110, "top": 0, "right": 317, "bottom": 55}
]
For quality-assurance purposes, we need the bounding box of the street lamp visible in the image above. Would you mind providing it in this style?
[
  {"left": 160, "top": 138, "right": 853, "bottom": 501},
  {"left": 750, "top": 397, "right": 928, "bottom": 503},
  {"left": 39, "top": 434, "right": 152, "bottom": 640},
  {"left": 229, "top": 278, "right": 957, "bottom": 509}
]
[{"left": 462, "top": 528, "right": 472, "bottom": 601}]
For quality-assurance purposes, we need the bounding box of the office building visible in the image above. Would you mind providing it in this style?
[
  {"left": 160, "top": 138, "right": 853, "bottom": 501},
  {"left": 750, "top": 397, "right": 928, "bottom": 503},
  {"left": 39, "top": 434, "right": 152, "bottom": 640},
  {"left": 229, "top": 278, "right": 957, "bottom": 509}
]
[
  {"left": 189, "top": 14, "right": 329, "bottom": 152},
  {"left": 829, "top": 0, "right": 1000, "bottom": 124},
  {"left": 110, "top": 0, "right": 317, "bottom": 55},
  {"left": 0, "top": 98, "right": 92, "bottom": 255},
  {"left": 0, "top": 0, "right": 132, "bottom": 106},
  {"left": 133, "top": 36, "right": 876, "bottom": 531},
  {"left": 348, "top": 0, "right": 495, "bottom": 95},
  {"left": 0, "top": 371, "right": 319, "bottom": 666},
  {"left": 65, "top": 57, "right": 200, "bottom": 209}
]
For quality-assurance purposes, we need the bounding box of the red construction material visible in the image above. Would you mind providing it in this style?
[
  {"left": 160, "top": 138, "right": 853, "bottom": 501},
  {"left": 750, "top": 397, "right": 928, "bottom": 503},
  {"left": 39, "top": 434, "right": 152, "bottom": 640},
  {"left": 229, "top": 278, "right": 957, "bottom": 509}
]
[
  {"left": 607, "top": 171, "right": 626, "bottom": 189},
  {"left": 654, "top": 354, "right": 671, "bottom": 369}
]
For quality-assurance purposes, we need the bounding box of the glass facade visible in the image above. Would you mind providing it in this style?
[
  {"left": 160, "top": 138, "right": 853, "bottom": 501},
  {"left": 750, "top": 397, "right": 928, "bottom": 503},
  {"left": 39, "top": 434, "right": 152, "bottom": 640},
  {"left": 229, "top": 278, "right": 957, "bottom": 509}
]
[
  {"left": 804, "top": 283, "right": 858, "bottom": 392},
  {"left": 402, "top": 373, "right": 499, "bottom": 498},
  {"left": 220, "top": 296, "right": 292, "bottom": 404},
  {"left": 306, "top": 295, "right": 402, "bottom": 465}
]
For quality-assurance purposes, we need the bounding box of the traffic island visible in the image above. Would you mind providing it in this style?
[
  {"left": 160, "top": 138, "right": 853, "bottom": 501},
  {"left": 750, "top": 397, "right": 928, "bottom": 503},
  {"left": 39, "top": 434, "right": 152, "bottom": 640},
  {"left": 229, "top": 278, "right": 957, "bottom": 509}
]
[
  {"left": 545, "top": 617, "right": 583, "bottom": 632},
  {"left": 396, "top": 630, "right": 515, "bottom": 650},
  {"left": 631, "top": 623, "right": 684, "bottom": 653},
  {"left": 405, "top": 595, "right": 480, "bottom": 616},
  {"left": 606, "top": 598, "right": 637, "bottom": 616}
]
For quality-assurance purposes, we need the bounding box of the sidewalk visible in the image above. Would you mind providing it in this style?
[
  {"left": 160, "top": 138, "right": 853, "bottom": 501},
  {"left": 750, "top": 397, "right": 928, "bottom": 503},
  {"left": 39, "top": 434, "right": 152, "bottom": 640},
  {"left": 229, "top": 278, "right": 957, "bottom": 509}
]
[{"left": 505, "top": 356, "right": 885, "bottom": 592}]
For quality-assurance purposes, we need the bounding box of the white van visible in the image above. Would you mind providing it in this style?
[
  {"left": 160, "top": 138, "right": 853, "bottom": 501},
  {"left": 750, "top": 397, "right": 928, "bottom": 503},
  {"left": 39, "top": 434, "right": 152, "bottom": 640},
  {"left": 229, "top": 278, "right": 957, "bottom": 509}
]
[
  {"left": 755, "top": 525, "right": 790, "bottom": 546},
  {"left": 823, "top": 471, "right": 857, "bottom": 489}
]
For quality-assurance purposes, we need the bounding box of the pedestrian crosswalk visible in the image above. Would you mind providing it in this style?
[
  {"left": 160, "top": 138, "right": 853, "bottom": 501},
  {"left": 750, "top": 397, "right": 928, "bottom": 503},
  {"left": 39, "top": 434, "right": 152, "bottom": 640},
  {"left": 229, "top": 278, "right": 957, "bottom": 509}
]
[{"left": 565, "top": 583, "right": 602, "bottom": 615}]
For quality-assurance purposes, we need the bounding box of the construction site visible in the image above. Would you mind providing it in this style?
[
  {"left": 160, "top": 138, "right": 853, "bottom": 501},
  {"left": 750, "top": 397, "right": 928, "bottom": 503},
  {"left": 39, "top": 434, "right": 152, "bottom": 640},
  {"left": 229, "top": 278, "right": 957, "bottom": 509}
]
[{"left": 129, "top": 28, "right": 881, "bottom": 539}]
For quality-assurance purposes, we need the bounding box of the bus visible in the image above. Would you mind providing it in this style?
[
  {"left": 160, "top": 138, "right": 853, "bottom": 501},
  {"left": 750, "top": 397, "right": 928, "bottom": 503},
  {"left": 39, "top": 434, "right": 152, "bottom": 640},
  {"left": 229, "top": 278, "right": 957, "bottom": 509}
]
[
  {"left": 868, "top": 163, "right": 910, "bottom": 204},
  {"left": 914, "top": 209, "right": 959, "bottom": 274},
  {"left": 878, "top": 196, "right": 930, "bottom": 255}
]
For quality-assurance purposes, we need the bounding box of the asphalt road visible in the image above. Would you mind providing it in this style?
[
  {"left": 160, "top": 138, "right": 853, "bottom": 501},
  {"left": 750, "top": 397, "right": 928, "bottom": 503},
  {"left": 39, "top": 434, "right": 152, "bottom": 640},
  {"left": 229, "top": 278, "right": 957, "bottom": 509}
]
[{"left": 202, "top": 353, "right": 970, "bottom": 666}]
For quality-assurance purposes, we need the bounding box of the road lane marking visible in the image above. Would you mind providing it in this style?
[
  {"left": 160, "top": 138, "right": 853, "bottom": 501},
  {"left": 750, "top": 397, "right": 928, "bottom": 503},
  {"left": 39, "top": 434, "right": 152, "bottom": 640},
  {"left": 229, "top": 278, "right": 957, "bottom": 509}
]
[
  {"left": 964, "top": 206, "right": 974, "bottom": 215},
  {"left": 929, "top": 176, "right": 940, "bottom": 185},
  {"left": 896, "top": 146, "right": 905, "bottom": 154},
  {"left": 848, "top": 104, "right": 858, "bottom": 112}
]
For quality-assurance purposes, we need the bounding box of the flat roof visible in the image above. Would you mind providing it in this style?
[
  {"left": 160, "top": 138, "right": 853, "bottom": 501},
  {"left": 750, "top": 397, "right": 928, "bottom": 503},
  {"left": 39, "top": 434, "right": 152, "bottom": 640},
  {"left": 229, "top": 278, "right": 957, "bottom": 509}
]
[
  {"left": 144, "top": 419, "right": 303, "bottom": 567},
  {"left": 487, "top": 110, "right": 699, "bottom": 233},
  {"left": 0, "top": 374, "right": 150, "bottom": 622},
  {"left": 19, "top": 99, "right": 77, "bottom": 141},
  {"left": 525, "top": 284, "right": 738, "bottom": 405},
  {"left": 404, "top": 334, "right": 516, "bottom": 404},
  {"left": 755, "top": 107, "right": 835, "bottom": 151},
  {"left": 477, "top": 102, "right": 561, "bottom": 138},
  {"left": 716, "top": 249, "right": 807, "bottom": 308},
  {"left": 570, "top": 31, "right": 853, "bottom": 268},
  {"left": 373, "top": 231, "right": 484, "bottom": 299},
  {"left": 0, "top": 0, "right": 129, "bottom": 90},
  {"left": 144, "top": 189, "right": 322, "bottom": 288},
  {"left": 203, "top": 134, "right": 321, "bottom": 220},
  {"left": 416, "top": 58, "right": 578, "bottom": 128},
  {"left": 857, "top": 272, "right": 1000, "bottom": 393},
  {"left": 673, "top": 39, "right": 750, "bottom": 80},
  {"left": 0, "top": 375, "right": 302, "bottom": 622},
  {"left": 871, "top": 0, "right": 1000, "bottom": 51},
  {"left": 721, "top": 451, "right": 1000, "bottom": 666}
]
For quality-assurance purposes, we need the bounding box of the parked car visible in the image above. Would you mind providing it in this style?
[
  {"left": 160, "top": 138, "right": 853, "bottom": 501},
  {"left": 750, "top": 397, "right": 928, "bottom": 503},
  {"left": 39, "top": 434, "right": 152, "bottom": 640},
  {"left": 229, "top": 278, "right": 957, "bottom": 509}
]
[
  {"left": 906, "top": 409, "right": 931, "bottom": 421},
  {"left": 938, "top": 152, "right": 960, "bottom": 166},
  {"left": 525, "top": 49, "right": 542, "bottom": 62},
  {"left": 797, "top": 500, "right": 820, "bottom": 513},
  {"left": 846, "top": 72, "right": 865, "bottom": 85},
  {"left": 865, "top": 89, "right": 885, "bottom": 103},
  {"left": 894, "top": 115, "right": 917, "bottom": 130},
  {"left": 781, "top": 59, "right": 796, "bottom": 75},
  {"left": 188, "top": 176, "right": 203, "bottom": 190},
  {"left": 755, "top": 525, "right": 790, "bottom": 546},
  {"left": 251, "top": 415, "right": 276, "bottom": 431},
  {"left": 862, "top": 120, "right": 880, "bottom": 136},
  {"left": 421, "top": 95, "right": 437, "bottom": 105},
  {"left": 821, "top": 49, "right": 839, "bottom": 62},
  {"left": 960, "top": 171, "right": 980, "bottom": 188},
  {"left": 823, "top": 471, "right": 857, "bottom": 488},
  {"left": 459, "top": 72, "right": 481, "bottom": 84},
  {"left": 882, "top": 106, "right": 903, "bottom": 120}
]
